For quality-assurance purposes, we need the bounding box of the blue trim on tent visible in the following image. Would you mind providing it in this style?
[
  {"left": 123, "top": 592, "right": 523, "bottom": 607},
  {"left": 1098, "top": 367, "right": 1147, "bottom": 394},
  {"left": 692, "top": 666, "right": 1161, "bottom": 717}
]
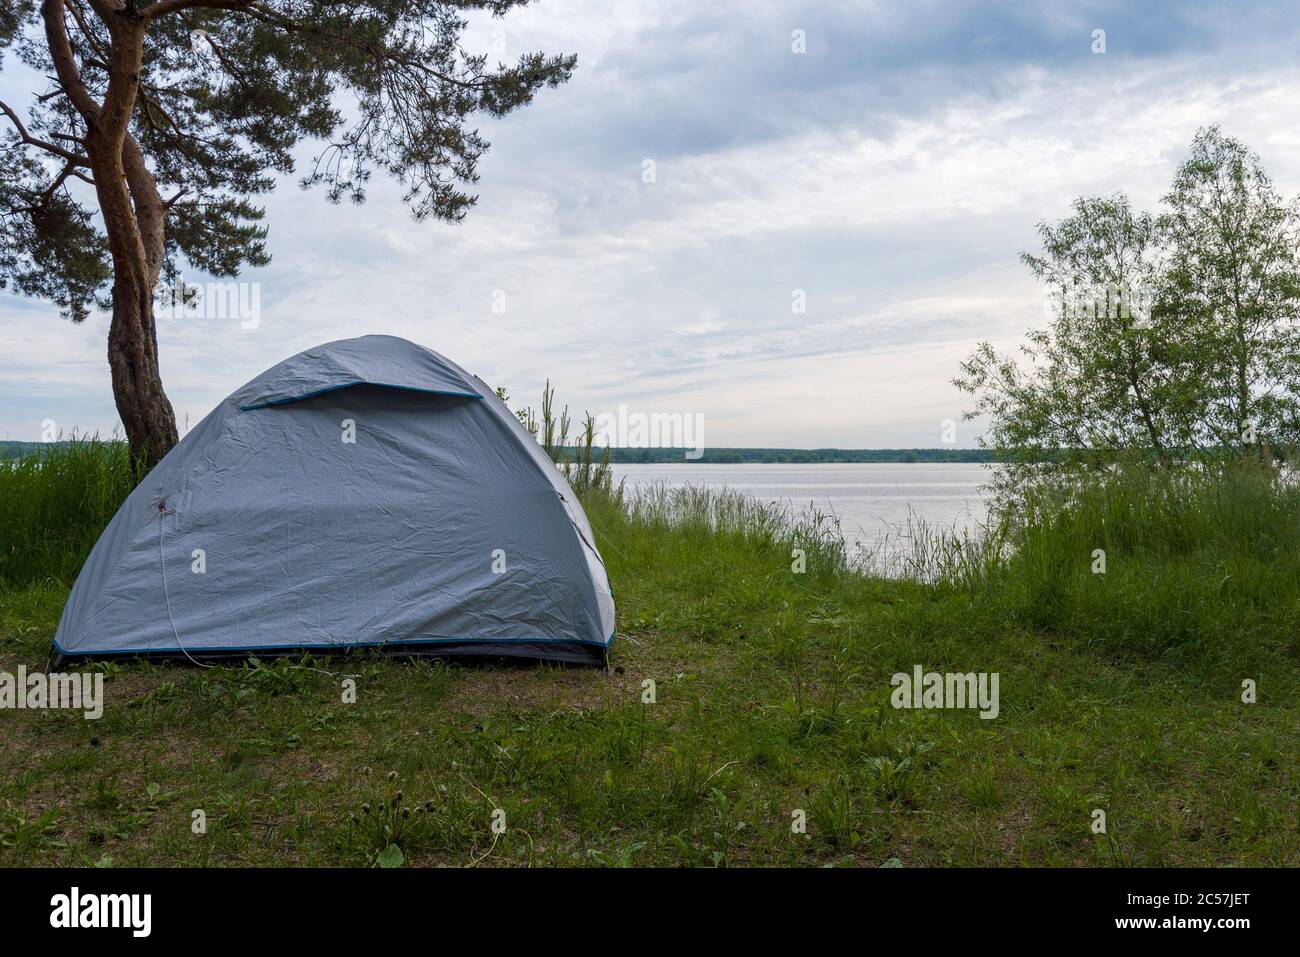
[
  {"left": 239, "top": 381, "right": 482, "bottom": 411},
  {"left": 52, "top": 630, "right": 616, "bottom": 657}
]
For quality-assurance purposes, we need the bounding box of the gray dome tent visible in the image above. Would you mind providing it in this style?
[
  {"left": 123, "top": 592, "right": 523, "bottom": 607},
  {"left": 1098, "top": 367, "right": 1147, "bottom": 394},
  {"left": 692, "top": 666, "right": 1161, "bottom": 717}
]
[{"left": 53, "top": 335, "right": 616, "bottom": 666}]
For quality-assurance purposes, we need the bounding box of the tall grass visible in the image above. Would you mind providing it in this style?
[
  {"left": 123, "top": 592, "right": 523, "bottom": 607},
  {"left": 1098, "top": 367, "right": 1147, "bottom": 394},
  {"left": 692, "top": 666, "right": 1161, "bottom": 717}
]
[
  {"left": 515, "top": 380, "right": 616, "bottom": 497},
  {"left": 905, "top": 461, "right": 1300, "bottom": 672},
  {"left": 4, "top": 425, "right": 1298, "bottom": 680},
  {"left": 0, "top": 438, "right": 141, "bottom": 586},
  {"left": 868, "top": 509, "right": 1009, "bottom": 596},
  {"left": 3, "top": 429, "right": 1297, "bottom": 867},
  {"left": 615, "top": 482, "right": 849, "bottom": 578},
  {"left": 609, "top": 458, "right": 1300, "bottom": 675}
]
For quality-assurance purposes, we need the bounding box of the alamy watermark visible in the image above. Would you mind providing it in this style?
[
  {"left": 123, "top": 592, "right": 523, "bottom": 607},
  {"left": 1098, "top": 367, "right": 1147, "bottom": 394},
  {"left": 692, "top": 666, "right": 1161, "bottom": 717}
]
[
  {"left": 155, "top": 274, "right": 261, "bottom": 329},
  {"left": 1051, "top": 282, "right": 1155, "bottom": 329},
  {"left": 890, "top": 666, "right": 999, "bottom": 719},
  {"left": 50, "top": 887, "right": 150, "bottom": 937},
  {"left": 0, "top": 666, "right": 103, "bottom": 719},
  {"left": 593, "top": 404, "right": 705, "bottom": 460}
]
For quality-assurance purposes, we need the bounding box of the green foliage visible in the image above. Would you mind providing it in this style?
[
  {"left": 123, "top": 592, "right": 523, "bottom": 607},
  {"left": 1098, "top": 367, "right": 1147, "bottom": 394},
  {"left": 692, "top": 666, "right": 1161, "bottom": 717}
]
[
  {"left": 513, "top": 380, "right": 617, "bottom": 497},
  {"left": 0, "top": 437, "right": 142, "bottom": 585},
  {"left": 2, "top": 422, "right": 1299, "bottom": 866},
  {"left": 0, "top": 801, "right": 65, "bottom": 853},
  {"left": 1161, "top": 127, "right": 1300, "bottom": 450},
  {"left": 900, "top": 459, "right": 1300, "bottom": 677},
  {"left": 0, "top": 151, "right": 112, "bottom": 322},
  {"left": 1, "top": 1, "right": 575, "bottom": 319},
  {"left": 344, "top": 771, "right": 433, "bottom": 867},
  {"left": 957, "top": 128, "right": 1300, "bottom": 488}
]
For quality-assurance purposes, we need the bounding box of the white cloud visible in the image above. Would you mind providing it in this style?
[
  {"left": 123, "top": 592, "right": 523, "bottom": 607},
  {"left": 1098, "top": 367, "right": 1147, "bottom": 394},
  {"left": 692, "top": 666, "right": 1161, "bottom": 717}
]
[{"left": 4, "top": 2, "right": 1300, "bottom": 446}]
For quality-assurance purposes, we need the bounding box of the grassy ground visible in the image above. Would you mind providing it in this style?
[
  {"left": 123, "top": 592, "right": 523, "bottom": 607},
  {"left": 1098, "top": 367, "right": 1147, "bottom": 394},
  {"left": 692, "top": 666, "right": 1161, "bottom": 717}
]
[{"left": 1, "top": 446, "right": 1297, "bottom": 866}]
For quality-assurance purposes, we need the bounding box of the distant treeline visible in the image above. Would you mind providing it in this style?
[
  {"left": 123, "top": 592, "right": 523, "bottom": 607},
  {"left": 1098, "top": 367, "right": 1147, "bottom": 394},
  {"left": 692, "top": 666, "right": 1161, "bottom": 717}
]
[
  {"left": 0, "top": 440, "right": 76, "bottom": 460},
  {"left": 556, "top": 447, "right": 999, "bottom": 464},
  {"left": 0, "top": 439, "right": 998, "bottom": 465}
]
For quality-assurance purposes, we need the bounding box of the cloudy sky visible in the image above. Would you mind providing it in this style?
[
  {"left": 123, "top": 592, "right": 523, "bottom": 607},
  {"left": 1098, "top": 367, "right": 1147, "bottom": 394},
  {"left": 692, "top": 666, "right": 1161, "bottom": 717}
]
[{"left": 5, "top": 0, "right": 1300, "bottom": 448}]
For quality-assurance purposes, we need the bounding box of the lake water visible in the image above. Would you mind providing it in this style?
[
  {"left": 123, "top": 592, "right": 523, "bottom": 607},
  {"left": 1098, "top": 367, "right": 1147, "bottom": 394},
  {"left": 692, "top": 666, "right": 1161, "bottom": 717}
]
[{"left": 610, "top": 462, "right": 994, "bottom": 564}]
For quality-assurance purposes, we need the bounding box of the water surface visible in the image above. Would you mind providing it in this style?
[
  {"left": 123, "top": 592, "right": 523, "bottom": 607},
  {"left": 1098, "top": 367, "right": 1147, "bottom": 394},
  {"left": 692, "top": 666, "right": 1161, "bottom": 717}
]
[{"left": 610, "top": 462, "right": 993, "bottom": 563}]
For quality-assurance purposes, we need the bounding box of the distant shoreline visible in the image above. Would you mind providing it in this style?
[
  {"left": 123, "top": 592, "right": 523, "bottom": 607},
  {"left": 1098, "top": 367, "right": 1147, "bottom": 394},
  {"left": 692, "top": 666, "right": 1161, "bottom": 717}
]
[
  {"left": 0, "top": 440, "right": 996, "bottom": 465},
  {"left": 580, "top": 447, "right": 996, "bottom": 465}
]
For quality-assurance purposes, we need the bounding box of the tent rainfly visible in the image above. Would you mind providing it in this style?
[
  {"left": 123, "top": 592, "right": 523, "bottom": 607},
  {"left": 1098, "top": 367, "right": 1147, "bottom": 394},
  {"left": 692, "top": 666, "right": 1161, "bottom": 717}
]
[{"left": 52, "top": 335, "right": 616, "bottom": 666}]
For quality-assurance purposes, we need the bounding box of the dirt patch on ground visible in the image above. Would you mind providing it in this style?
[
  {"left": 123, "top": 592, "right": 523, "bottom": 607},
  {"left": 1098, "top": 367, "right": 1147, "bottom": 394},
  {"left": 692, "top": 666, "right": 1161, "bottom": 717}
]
[{"left": 434, "top": 631, "right": 692, "bottom": 714}]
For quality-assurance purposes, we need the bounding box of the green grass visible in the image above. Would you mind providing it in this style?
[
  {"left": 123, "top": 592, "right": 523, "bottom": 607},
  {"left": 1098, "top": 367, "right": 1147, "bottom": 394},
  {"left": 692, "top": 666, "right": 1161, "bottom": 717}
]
[
  {"left": 0, "top": 437, "right": 142, "bottom": 585},
  {"left": 0, "top": 442, "right": 1297, "bottom": 866}
]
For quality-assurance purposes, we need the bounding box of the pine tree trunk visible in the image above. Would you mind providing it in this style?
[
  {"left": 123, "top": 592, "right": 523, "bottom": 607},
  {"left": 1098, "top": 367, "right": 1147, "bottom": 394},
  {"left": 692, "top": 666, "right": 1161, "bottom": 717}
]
[
  {"left": 107, "top": 270, "right": 177, "bottom": 469},
  {"left": 42, "top": 4, "right": 179, "bottom": 470}
]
